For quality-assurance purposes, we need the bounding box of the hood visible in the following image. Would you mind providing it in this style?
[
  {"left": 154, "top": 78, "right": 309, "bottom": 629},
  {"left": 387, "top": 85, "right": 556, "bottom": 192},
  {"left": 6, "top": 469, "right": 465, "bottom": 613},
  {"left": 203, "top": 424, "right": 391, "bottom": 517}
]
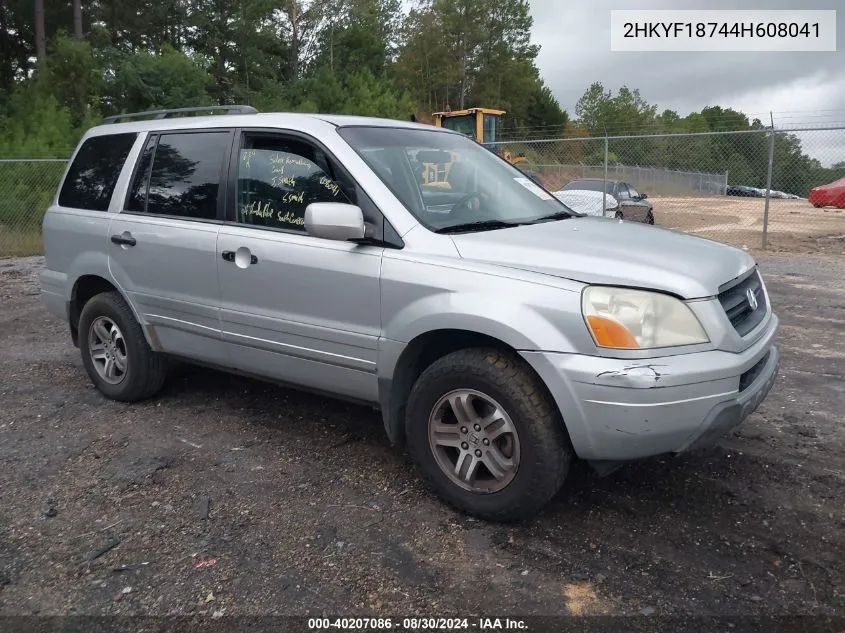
[
  {"left": 450, "top": 216, "right": 756, "bottom": 299},
  {"left": 812, "top": 176, "right": 845, "bottom": 192}
]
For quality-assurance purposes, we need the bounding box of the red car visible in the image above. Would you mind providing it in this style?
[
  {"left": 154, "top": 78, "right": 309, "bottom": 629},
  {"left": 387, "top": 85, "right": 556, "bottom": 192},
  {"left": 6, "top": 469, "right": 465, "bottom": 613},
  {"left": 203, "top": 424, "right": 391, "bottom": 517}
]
[{"left": 809, "top": 177, "right": 845, "bottom": 208}]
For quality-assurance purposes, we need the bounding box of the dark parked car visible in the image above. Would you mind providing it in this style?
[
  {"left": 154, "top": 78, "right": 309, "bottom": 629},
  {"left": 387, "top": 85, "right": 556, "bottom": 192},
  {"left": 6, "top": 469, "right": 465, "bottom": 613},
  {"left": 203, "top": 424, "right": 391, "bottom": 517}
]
[
  {"left": 726, "top": 185, "right": 764, "bottom": 198},
  {"left": 561, "top": 178, "right": 654, "bottom": 224}
]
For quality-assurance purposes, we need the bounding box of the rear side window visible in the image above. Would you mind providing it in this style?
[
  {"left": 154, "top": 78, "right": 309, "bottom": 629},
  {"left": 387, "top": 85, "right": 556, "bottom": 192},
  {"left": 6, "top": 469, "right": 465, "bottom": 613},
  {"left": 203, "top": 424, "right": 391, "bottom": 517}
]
[
  {"left": 143, "top": 131, "right": 230, "bottom": 220},
  {"left": 58, "top": 133, "right": 138, "bottom": 211}
]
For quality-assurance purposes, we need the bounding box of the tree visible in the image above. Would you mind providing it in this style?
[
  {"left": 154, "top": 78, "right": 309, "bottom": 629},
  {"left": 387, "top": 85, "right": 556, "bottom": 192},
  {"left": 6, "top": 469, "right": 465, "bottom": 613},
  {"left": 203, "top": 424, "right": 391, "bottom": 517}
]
[
  {"left": 34, "top": 0, "right": 46, "bottom": 61},
  {"left": 72, "top": 0, "right": 82, "bottom": 38},
  {"left": 311, "top": 0, "right": 402, "bottom": 80},
  {"left": 41, "top": 33, "right": 99, "bottom": 125},
  {"left": 575, "top": 82, "right": 657, "bottom": 136},
  {"left": 105, "top": 45, "right": 212, "bottom": 114}
]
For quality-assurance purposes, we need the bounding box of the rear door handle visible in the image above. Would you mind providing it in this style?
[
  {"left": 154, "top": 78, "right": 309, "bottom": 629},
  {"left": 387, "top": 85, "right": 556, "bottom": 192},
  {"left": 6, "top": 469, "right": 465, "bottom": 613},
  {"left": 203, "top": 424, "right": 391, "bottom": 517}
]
[
  {"left": 111, "top": 234, "right": 136, "bottom": 247},
  {"left": 221, "top": 250, "right": 258, "bottom": 265}
]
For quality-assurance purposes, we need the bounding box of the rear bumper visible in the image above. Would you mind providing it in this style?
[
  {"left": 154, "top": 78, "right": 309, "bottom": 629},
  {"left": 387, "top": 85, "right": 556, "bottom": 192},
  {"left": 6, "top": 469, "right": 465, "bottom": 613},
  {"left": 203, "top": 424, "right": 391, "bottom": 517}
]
[{"left": 521, "top": 315, "right": 779, "bottom": 461}]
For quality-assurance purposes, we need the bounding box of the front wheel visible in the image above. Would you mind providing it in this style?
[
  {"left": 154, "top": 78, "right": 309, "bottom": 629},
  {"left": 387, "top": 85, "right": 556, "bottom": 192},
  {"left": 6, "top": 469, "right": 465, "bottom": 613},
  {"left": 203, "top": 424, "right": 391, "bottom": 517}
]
[
  {"left": 646, "top": 210, "right": 655, "bottom": 224},
  {"left": 405, "top": 348, "right": 572, "bottom": 521}
]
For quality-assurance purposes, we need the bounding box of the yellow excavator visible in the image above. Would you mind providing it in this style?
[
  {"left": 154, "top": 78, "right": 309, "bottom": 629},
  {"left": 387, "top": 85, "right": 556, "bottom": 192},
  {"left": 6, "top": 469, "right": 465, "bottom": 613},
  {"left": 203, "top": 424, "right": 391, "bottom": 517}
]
[{"left": 421, "top": 107, "right": 530, "bottom": 186}]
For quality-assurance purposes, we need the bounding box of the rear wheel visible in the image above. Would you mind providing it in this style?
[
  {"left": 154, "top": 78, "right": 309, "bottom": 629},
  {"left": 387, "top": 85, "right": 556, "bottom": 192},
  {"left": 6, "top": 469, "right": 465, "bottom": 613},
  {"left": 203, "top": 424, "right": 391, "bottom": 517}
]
[
  {"left": 78, "top": 291, "right": 167, "bottom": 402},
  {"left": 614, "top": 210, "right": 624, "bottom": 220},
  {"left": 405, "top": 348, "right": 572, "bottom": 521}
]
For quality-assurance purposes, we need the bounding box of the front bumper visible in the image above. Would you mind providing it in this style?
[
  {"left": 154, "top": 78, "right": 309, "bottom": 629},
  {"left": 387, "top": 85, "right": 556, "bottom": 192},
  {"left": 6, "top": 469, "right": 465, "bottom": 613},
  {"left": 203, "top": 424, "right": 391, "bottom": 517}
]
[{"left": 521, "top": 315, "right": 779, "bottom": 461}]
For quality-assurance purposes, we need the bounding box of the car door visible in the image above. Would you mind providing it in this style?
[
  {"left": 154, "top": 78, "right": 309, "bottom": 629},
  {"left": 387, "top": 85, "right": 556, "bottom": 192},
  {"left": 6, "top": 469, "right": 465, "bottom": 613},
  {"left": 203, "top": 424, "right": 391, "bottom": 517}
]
[
  {"left": 215, "top": 129, "right": 383, "bottom": 402},
  {"left": 107, "top": 129, "right": 234, "bottom": 366}
]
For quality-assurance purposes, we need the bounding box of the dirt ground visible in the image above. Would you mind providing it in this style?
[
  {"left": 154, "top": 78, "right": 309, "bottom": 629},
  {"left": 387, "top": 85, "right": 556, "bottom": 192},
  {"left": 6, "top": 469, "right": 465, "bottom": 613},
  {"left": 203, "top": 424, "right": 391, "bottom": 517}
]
[
  {"left": 653, "top": 196, "right": 845, "bottom": 255},
  {"left": 1, "top": 253, "right": 844, "bottom": 624}
]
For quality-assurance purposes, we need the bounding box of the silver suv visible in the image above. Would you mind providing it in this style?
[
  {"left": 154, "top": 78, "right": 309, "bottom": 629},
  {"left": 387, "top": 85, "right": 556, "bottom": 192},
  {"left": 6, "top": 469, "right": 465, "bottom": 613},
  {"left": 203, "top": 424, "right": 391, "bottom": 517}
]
[{"left": 40, "top": 106, "right": 779, "bottom": 521}]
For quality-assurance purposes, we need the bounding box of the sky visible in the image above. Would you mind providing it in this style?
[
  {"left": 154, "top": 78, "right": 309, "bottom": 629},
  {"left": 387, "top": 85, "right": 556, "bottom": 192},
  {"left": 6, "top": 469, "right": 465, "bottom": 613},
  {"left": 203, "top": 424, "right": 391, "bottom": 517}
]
[{"left": 527, "top": 0, "right": 844, "bottom": 164}]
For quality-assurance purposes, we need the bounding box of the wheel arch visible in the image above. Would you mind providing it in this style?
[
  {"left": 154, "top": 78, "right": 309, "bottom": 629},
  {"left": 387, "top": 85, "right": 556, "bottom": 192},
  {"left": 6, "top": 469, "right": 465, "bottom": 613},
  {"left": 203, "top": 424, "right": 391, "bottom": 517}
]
[
  {"left": 69, "top": 275, "right": 153, "bottom": 349},
  {"left": 379, "top": 328, "right": 563, "bottom": 448}
]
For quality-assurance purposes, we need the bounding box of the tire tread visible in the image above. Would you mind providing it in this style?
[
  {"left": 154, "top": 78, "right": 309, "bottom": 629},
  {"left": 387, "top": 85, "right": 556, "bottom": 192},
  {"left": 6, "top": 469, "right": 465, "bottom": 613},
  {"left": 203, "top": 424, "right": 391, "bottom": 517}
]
[{"left": 405, "top": 347, "right": 571, "bottom": 521}]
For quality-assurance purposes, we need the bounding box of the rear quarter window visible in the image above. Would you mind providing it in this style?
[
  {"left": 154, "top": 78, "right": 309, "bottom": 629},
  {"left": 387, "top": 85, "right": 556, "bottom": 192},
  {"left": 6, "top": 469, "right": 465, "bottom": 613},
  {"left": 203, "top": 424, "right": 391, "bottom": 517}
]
[{"left": 58, "top": 133, "right": 138, "bottom": 211}]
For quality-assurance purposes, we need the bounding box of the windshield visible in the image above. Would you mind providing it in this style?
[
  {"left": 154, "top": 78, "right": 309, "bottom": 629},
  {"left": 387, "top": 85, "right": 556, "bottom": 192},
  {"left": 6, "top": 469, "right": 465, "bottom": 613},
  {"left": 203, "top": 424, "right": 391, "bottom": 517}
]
[{"left": 337, "top": 126, "right": 577, "bottom": 233}]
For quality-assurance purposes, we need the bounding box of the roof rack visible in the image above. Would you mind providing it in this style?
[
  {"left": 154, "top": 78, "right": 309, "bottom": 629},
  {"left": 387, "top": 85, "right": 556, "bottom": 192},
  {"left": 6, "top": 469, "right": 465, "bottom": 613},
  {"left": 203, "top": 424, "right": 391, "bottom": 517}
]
[{"left": 101, "top": 105, "right": 259, "bottom": 124}]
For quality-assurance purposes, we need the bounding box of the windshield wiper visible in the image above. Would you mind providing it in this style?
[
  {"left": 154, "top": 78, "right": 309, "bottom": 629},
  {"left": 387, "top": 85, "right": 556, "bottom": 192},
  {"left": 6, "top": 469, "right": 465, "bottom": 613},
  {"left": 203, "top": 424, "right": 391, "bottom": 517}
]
[
  {"left": 434, "top": 220, "right": 525, "bottom": 234},
  {"left": 529, "top": 211, "right": 577, "bottom": 223}
]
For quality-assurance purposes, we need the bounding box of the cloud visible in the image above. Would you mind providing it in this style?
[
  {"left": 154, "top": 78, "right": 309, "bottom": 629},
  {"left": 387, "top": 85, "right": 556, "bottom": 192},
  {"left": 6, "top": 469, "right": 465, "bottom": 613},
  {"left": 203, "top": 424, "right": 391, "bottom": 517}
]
[{"left": 530, "top": 0, "right": 845, "bottom": 126}]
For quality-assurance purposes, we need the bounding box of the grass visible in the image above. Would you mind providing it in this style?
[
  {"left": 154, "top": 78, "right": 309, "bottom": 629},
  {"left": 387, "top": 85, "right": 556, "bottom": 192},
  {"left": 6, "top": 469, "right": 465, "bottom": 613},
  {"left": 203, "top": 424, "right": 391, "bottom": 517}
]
[{"left": 0, "top": 228, "right": 43, "bottom": 258}]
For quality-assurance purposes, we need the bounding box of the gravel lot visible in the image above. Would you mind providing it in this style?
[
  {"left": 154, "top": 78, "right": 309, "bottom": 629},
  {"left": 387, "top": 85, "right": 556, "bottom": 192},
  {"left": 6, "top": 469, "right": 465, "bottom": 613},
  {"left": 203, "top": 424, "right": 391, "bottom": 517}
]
[
  {"left": 1, "top": 253, "right": 844, "bottom": 621},
  {"left": 655, "top": 196, "right": 845, "bottom": 255}
]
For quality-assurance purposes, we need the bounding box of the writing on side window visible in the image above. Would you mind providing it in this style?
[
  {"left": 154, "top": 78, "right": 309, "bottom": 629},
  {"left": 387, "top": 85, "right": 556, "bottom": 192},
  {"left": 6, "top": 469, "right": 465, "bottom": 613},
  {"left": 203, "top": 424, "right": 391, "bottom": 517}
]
[{"left": 237, "top": 148, "right": 346, "bottom": 230}]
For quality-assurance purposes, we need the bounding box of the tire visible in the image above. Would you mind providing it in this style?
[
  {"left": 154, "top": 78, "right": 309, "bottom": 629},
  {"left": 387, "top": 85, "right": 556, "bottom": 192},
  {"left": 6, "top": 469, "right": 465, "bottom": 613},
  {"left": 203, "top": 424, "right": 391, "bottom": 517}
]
[
  {"left": 614, "top": 210, "right": 624, "bottom": 220},
  {"left": 646, "top": 210, "right": 655, "bottom": 225},
  {"left": 78, "top": 291, "right": 167, "bottom": 402},
  {"left": 405, "top": 348, "right": 572, "bottom": 521}
]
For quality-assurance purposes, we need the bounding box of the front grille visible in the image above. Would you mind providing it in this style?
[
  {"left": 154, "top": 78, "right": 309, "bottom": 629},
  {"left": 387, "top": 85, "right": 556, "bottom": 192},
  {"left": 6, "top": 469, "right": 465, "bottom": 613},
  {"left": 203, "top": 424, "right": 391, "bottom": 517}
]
[{"left": 718, "top": 269, "right": 767, "bottom": 337}]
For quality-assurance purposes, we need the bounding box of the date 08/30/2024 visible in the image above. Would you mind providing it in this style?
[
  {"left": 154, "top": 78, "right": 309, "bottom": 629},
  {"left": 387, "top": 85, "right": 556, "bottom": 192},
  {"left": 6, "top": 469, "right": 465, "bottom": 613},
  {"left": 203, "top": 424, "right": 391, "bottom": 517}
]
[{"left": 307, "top": 617, "right": 528, "bottom": 630}]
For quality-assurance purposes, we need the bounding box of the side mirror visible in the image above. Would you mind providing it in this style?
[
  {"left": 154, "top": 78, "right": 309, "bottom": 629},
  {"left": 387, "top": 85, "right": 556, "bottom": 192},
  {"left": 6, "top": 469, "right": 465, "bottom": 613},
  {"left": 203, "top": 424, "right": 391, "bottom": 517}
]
[
  {"left": 304, "top": 202, "right": 365, "bottom": 242},
  {"left": 640, "top": 192, "right": 648, "bottom": 199}
]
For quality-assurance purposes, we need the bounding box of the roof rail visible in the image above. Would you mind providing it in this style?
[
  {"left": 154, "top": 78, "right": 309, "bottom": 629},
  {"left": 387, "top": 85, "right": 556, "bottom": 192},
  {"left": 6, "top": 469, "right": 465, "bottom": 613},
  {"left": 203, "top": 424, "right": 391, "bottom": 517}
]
[{"left": 101, "top": 105, "right": 259, "bottom": 124}]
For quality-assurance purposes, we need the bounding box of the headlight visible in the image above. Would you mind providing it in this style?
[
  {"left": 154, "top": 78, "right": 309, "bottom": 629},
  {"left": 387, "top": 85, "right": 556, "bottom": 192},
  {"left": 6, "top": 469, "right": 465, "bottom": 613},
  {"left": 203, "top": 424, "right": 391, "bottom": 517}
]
[{"left": 581, "top": 286, "right": 709, "bottom": 349}]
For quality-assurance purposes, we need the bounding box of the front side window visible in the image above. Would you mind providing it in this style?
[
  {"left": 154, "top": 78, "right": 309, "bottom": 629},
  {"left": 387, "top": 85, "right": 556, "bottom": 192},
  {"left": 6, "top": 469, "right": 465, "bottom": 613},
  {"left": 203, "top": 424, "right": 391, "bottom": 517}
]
[
  {"left": 58, "top": 133, "right": 138, "bottom": 211},
  {"left": 144, "top": 131, "right": 230, "bottom": 220},
  {"left": 627, "top": 185, "right": 641, "bottom": 199},
  {"left": 235, "top": 134, "right": 353, "bottom": 232},
  {"left": 338, "top": 126, "right": 575, "bottom": 233}
]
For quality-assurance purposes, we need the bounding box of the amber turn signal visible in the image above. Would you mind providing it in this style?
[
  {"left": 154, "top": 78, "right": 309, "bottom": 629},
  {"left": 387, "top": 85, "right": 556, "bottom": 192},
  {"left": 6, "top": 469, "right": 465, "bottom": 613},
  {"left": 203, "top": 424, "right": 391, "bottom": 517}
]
[{"left": 586, "top": 315, "right": 640, "bottom": 349}]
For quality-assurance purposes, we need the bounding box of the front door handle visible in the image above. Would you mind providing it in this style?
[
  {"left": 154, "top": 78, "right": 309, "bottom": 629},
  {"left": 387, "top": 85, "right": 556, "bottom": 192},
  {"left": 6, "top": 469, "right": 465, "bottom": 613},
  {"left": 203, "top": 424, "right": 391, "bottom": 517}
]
[
  {"left": 221, "top": 249, "right": 258, "bottom": 265},
  {"left": 111, "top": 234, "right": 136, "bottom": 247}
]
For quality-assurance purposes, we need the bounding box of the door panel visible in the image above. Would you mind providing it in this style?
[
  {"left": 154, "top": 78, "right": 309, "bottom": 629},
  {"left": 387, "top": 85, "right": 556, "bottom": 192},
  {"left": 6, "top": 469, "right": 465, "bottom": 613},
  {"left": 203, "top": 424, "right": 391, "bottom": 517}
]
[
  {"left": 108, "top": 215, "right": 227, "bottom": 364},
  {"left": 107, "top": 129, "right": 233, "bottom": 364},
  {"left": 216, "top": 226, "right": 382, "bottom": 401},
  {"left": 215, "top": 131, "right": 383, "bottom": 402}
]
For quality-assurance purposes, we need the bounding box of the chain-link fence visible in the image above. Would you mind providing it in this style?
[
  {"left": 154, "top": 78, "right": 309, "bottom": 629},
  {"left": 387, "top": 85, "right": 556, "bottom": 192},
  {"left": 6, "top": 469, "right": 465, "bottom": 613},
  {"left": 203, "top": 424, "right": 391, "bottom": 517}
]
[
  {"left": 493, "top": 126, "right": 845, "bottom": 254},
  {"left": 0, "top": 159, "right": 68, "bottom": 257},
  {"left": 2, "top": 126, "right": 845, "bottom": 257}
]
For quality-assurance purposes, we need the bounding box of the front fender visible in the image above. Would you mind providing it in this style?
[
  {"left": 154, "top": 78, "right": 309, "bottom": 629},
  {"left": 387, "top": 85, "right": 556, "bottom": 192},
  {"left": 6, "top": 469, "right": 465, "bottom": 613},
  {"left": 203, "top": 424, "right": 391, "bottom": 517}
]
[
  {"left": 382, "top": 291, "right": 584, "bottom": 353},
  {"left": 379, "top": 255, "right": 595, "bottom": 355}
]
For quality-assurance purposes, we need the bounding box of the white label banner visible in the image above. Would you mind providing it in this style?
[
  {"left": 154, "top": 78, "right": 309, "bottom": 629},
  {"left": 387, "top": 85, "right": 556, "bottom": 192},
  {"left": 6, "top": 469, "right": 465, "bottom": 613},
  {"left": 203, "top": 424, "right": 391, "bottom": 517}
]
[{"left": 610, "top": 10, "right": 837, "bottom": 52}]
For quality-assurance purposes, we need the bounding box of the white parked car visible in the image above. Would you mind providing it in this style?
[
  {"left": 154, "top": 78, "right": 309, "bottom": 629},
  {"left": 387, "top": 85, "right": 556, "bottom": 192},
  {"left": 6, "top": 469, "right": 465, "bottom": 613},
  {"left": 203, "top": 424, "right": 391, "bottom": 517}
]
[{"left": 552, "top": 189, "right": 619, "bottom": 218}]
